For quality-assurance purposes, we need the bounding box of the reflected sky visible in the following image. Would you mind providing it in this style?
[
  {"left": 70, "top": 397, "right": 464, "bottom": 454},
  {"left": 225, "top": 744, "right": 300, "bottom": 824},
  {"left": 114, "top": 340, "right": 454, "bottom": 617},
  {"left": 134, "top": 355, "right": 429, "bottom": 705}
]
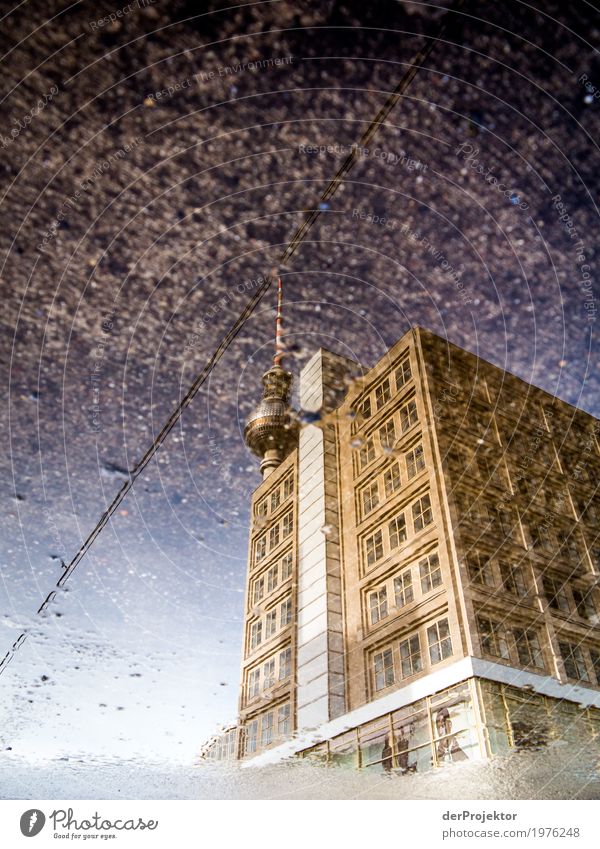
[{"left": 0, "top": 0, "right": 599, "bottom": 773}]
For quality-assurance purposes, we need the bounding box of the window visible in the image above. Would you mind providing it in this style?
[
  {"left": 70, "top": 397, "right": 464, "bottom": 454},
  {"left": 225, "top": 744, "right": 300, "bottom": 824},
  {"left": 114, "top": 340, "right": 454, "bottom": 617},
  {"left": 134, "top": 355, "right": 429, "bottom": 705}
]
[
  {"left": 467, "top": 554, "right": 495, "bottom": 587},
  {"left": 279, "top": 647, "right": 291, "bottom": 680},
  {"left": 282, "top": 512, "right": 293, "bottom": 538},
  {"left": 365, "top": 529, "right": 384, "bottom": 566},
  {"left": 368, "top": 586, "right": 388, "bottom": 625},
  {"left": 412, "top": 494, "right": 433, "bottom": 532},
  {"left": 269, "top": 524, "right": 280, "bottom": 550},
  {"left": 389, "top": 513, "right": 407, "bottom": 549},
  {"left": 395, "top": 357, "right": 411, "bottom": 390},
  {"left": 374, "top": 647, "right": 394, "bottom": 691},
  {"left": 245, "top": 719, "right": 258, "bottom": 754},
  {"left": 256, "top": 499, "right": 267, "bottom": 519},
  {"left": 590, "top": 649, "right": 600, "bottom": 685},
  {"left": 559, "top": 642, "right": 590, "bottom": 682},
  {"left": 419, "top": 553, "right": 442, "bottom": 593},
  {"left": 281, "top": 551, "right": 293, "bottom": 580},
  {"left": 267, "top": 564, "right": 278, "bottom": 593},
  {"left": 477, "top": 616, "right": 510, "bottom": 659},
  {"left": 542, "top": 575, "right": 570, "bottom": 614},
  {"left": 406, "top": 444, "right": 425, "bottom": 479},
  {"left": 399, "top": 634, "right": 422, "bottom": 678},
  {"left": 252, "top": 576, "right": 264, "bottom": 605},
  {"left": 265, "top": 610, "right": 277, "bottom": 638},
  {"left": 283, "top": 476, "right": 294, "bottom": 500},
  {"left": 278, "top": 703, "right": 291, "bottom": 736},
  {"left": 572, "top": 588, "right": 596, "bottom": 620},
  {"left": 427, "top": 618, "right": 453, "bottom": 664},
  {"left": 263, "top": 658, "right": 276, "bottom": 689},
  {"left": 361, "top": 481, "right": 379, "bottom": 516},
  {"left": 380, "top": 419, "right": 396, "bottom": 451},
  {"left": 250, "top": 621, "right": 262, "bottom": 650},
  {"left": 248, "top": 668, "right": 260, "bottom": 698},
  {"left": 493, "top": 508, "right": 514, "bottom": 541},
  {"left": 400, "top": 399, "right": 418, "bottom": 433},
  {"left": 500, "top": 562, "right": 527, "bottom": 597},
  {"left": 530, "top": 525, "right": 552, "bottom": 551},
  {"left": 359, "top": 397, "right": 372, "bottom": 420},
  {"left": 261, "top": 712, "right": 274, "bottom": 747},
  {"left": 513, "top": 628, "right": 544, "bottom": 669},
  {"left": 280, "top": 598, "right": 292, "bottom": 627},
  {"left": 394, "top": 569, "right": 413, "bottom": 608},
  {"left": 384, "top": 462, "right": 401, "bottom": 497},
  {"left": 359, "top": 437, "right": 376, "bottom": 469},
  {"left": 255, "top": 535, "right": 267, "bottom": 563},
  {"left": 270, "top": 489, "right": 281, "bottom": 512},
  {"left": 376, "top": 378, "right": 392, "bottom": 410}
]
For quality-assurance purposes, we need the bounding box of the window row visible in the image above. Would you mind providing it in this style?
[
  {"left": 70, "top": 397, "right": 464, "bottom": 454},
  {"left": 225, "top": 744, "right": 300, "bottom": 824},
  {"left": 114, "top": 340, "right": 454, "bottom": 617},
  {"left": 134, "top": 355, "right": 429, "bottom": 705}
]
[
  {"left": 251, "top": 551, "right": 293, "bottom": 607},
  {"left": 362, "top": 493, "right": 434, "bottom": 570},
  {"left": 466, "top": 552, "right": 598, "bottom": 622},
  {"left": 248, "top": 597, "right": 293, "bottom": 651},
  {"left": 366, "top": 552, "right": 443, "bottom": 627},
  {"left": 476, "top": 616, "right": 545, "bottom": 670},
  {"left": 244, "top": 703, "right": 292, "bottom": 754},
  {"left": 254, "top": 510, "right": 294, "bottom": 565},
  {"left": 255, "top": 474, "right": 294, "bottom": 519},
  {"left": 356, "top": 398, "right": 419, "bottom": 472},
  {"left": 246, "top": 647, "right": 292, "bottom": 701},
  {"left": 355, "top": 356, "right": 413, "bottom": 423},
  {"left": 358, "top": 443, "right": 426, "bottom": 520},
  {"left": 372, "top": 616, "right": 453, "bottom": 692}
]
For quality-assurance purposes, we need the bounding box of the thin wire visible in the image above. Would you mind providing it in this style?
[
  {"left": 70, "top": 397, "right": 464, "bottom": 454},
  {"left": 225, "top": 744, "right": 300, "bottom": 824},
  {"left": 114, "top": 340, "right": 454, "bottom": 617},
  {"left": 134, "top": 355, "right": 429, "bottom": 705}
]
[{"left": 0, "top": 0, "right": 466, "bottom": 677}]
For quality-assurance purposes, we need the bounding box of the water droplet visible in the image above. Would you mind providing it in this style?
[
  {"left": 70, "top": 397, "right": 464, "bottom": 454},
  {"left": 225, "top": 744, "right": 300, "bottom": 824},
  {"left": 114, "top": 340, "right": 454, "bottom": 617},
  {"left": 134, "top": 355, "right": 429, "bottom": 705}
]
[
  {"left": 350, "top": 437, "right": 363, "bottom": 448},
  {"left": 320, "top": 524, "right": 333, "bottom": 536}
]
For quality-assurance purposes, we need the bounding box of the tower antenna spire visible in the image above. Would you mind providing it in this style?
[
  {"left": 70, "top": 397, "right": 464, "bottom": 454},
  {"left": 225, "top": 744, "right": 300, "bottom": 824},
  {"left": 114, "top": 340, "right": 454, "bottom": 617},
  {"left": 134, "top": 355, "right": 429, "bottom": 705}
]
[{"left": 273, "top": 276, "right": 284, "bottom": 366}]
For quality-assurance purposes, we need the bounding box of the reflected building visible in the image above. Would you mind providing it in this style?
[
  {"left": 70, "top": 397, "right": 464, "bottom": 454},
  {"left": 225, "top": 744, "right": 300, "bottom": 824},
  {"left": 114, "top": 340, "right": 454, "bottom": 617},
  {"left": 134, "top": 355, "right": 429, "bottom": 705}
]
[{"left": 232, "top": 325, "right": 600, "bottom": 771}]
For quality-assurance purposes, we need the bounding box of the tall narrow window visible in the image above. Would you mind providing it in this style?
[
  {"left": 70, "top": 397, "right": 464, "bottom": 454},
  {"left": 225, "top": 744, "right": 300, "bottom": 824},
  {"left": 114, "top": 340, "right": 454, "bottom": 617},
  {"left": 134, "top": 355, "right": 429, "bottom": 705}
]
[
  {"left": 365, "top": 529, "right": 384, "bottom": 566},
  {"left": 368, "top": 586, "right": 388, "bottom": 625},
  {"left": 359, "top": 397, "right": 372, "bottom": 421},
  {"left": 359, "top": 437, "right": 376, "bottom": 469},
  {"left": 248, "top": 668, "right": 260, "bottom": 698},
  {"left": 513, "top": 628, "right": 544, "bottom": 669},
  {"left": 270, "top": 489, "right": 281, "bottom": 512},
  {"left": 389, "top": 513, "right": 407, "bottom": 549},
  {"left": 269, "top": 524, "right": 280, "bottom": 550},
  {"left": 384, "top": 461, "right": 401, "bottom": 497},
  {"left": 267, "top": 564, "right": 278, "bottom": 593},
  {"left": 419, "top": 553, "right": 442, "bottom": 593},
  {"left": 477, "top": 616, "right": 510, "bottom": 659},
  {"left": 412, "top": 494, "right": 433, "bottom": 532},
  {"left": 282, "top": 512, "right": 293, "bottom": 538},
  {"left": 375, "top": 378, "right": 391, "bottom": 410},
  {"left": 380, "top": 419, "right": 396, "bottom": 451},
  {"left": 280, "top": 551, "right": 293, "bottom": 581},
  {"left": 265, "top": 610, "right": 277, "bottom": 638},
  {"left": 361, "top": 481, "right": 379, "bottom": 516},
  {"left": 245, "top": 719, "right": 258, "bottom": 754},
  {"left": 400, "top": 399, "right": 418, "bottom": 433},
  {"left": 280, "top": 597, "right": 292, "bottom": 627},
  {"left": 542, "top": 575, "right": 570, "bottom": 613},
  {"left": 394, "top": 569, "right": 413, "bottom": 608},
  {"left": 399, "top": 634, "right": 422, "bottom": 678},
  {"left": 263, "top": 658, "right": 276, "bottom": 689},
  {"left": 572, "top": 587, "right": 596, "bottom": 620},
  {"left": 250, "top": 621, "right": 262, "bottom": 650},
  {"left": 395, "top": 358, "right": 412, "bottom": 390},
  {"left": 559, "top": 642, "right": 590, "bottom": 682},
  {"left": 261, "top": 712, "right": 274, "bottom": 747},
  {"left": 427, "top": 618, "right": 453, "bottom": 664},
  {"left": 278, "top": 703, "right": 291, "bottom": 737},
  {"left": 252, "top": 576, "right": 264, "bottom": 605},
  {"left": 373, "top": 647, "right": 394, "bottom": 691},
  {"left": 255, "top": 535, "right": 267, "bottom": 563},
  {"left": 279, "top": 647, "right": 292, "bottom": 680},
  {"left": 256, "top": 499, "right": 268, "bottom": 519},
  {"left": 590, "top": 649, "right": 600, "bottom": 686},
  {"left": 499, "top": 562, "right": 526, "bottom": 597},
  {"left": 283, "top": 476, "right": 294, "bottom": 500},
  {"left": 406, "top": 444, "right": 425, "bottom": 479}
]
